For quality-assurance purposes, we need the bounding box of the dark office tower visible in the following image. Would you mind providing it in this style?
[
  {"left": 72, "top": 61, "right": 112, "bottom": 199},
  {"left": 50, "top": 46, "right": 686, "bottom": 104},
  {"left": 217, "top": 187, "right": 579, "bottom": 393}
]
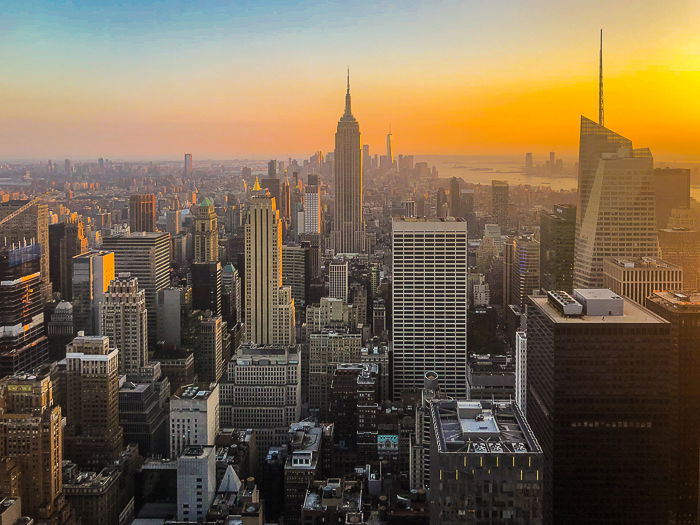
[
  {"left": 47, "top": 301, "right": 75, "bottom": 361},
  {"left": 102, "top": 232, "right": 171, "bottom": 346},
  {"left": 282, "top": 244, "right": 309, "bottom": 312},
  {"left": 362, "top": 144, "right": 370, "bottom": 174},
  {"left": 267, "top": 160, "right": 277, "bottom": 178},
  {"left": 0, "top": 242, "right": 48, "bottom": 378},
  {"left": 63, "top": 336, "right": 123, "bottom": 470},
  {"left": 654, "top": 168, "right": 690, "bottom": 228},
  {"left": 646, "top": 291, "right": 700, "bottom": 524},
  {"left": 48, "top": 220, "right": 88, "bottom": 300},
  {"left": 0, "top": 199, "right": 51, "bottom": 301},
  {"left": 279, "top": 176, "right": 291, "bottom": 221},
  {"left": 330, "top": 72, "right": 366, "bottom": 254},
  {"left": 491, "top": 180, "right": 509, "bottom": 229},
  {"left": 448, "top": 177, "right": 461, "bottom": 218},
  {"left": 261, "top": 177, "right": 281, "bottom": 207},
  {"left": 540, "top": 204, "right": 576, "bottom": 291},
  {"left": 191, "top": 261, "right": 222, "bottom": 316},
  {"left": 430, "top": 400, "right": 543, "bottom": 525},
  {"left": 659, "top": 227, "right": 700, "bottom": 289},
  {"left": 527, "top": 289, "right": 675, "bottom": 524},
  {"left": 129, "top": 194, "right": 157, "bottom": 233},
  {"left": 573, "top": 118, "right": 658, "bottom": 288},
  {"left": 184, "top": 153, "right": 193, "bottom": 176}
]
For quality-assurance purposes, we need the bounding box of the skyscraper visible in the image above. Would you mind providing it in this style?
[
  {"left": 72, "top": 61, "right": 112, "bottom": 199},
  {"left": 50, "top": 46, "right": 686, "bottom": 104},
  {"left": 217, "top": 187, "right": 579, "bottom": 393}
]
[
  {"left": 0, "top": 241, "right": 48, "bottom": 378},
  {"left": 99, "top": 273, "right": 148, "bottom": 375},
  {"left": 302, "top": 175, "right": 321, "bottom": 234},
  {"left": 540, "top": 204, "right": 576, "bottom": 291},
  {"left": 184, "top": 153, "right": 193, "bottom": 176},
  {"left": 331, "top": 72, "right": 365, "bottom": 253},
  {"left": 328, "top": 260, "right": 349, "bottom": 303},
  {"left": 491, "top": 180, "right": 509, "bottom": 230},
  {"left": 654, "top": 167, "right": 691, "bottom": 229},
  {"left": 244, "top": 191, "right": 295, "bottom": 345},
  {"left": 392, "top": 218, "right": 468, "bottom": 398},
  {"left": 527, "top": 289, "right": 675, "bottom": 524},
  {"left": 386, "top": 130, "right": 393, "bottom": 165},
  {"left": 573, "top": 118, "right": 658, "bottom": 288},
  {"left": 129, "top": 194, "right": 157, "bottom": 233},
  {"left": 102, "top": 232, "right": 171, "bottom": 345},
  {"left": 504, "top": 234, "right": 540, "bottom": 308},
  {"left": 170, "top": 383, "right": 220, "bottom": 458},
  {"left": 193, "top": 198, "right": 219, "bottom": 263},
  {"left": 448, "top": 177, "right": 461, "bottom": 218},
  {"left": 602, "top": 256, "right": 683, "bottom": 304},
  {"left": 48, "top": 220, "right": 88, "bottom": 300},
  {"left": 0, "top": 371, "right": 74, "bottom": 522},
  {"left": 63, "top": 335, "right": 123, "bottom": 469},
  {"left": 191, "top": 261, "right": 222, "bottom": 316},
  {"left": 0, "top": 199, "right": 51, "bottom": 301},
  {"left": 72, "top": 250, "right": 115, "bottom": 335}
]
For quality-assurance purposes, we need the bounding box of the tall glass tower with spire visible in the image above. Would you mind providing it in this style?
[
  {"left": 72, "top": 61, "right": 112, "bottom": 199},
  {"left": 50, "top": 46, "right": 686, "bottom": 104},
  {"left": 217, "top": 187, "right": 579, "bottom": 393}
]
[{"left": 331, "top": 71, "right": 366, "bottom": 253}]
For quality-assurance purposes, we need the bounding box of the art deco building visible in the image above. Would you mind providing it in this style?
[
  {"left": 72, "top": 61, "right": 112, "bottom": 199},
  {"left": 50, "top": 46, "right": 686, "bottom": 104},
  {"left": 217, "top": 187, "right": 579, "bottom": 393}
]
[
  {"left": 244, "top": 190, "right": 295, "bottom": 346},
  {"left": 573, "top": 117, "right": 659, "bottom": 288},
  {"left": 602, "top": 256, "right": 682, "bottom": 304},
  {"left": 102, "top": 232, "right": 171, "bottom": 345},
  {"left": 392, "top": 218, "right": 468, "bottom": 398},
  {"left": 129, "top": 193, "right": 157, "bottom": 233},
  {"left": 0, "top": 371, "right": 76, "bottom": 523},
  {"left": 330, "top": 74, "right": 365, "bottom": 253},
  {"left": 527, "top": 289, "right": 674, "bottom": 524},
  {"left": 193, "top": 198, "right": 219, "bottom": 263},
  {"left": 99, "top": 273, "right": 148, "bottom": 375},
  {"left": 63, "top": 336, "right": 123, "bottom": 469},
  {"left": 0, "top": 242, "right": 49, "bottom": 378}
]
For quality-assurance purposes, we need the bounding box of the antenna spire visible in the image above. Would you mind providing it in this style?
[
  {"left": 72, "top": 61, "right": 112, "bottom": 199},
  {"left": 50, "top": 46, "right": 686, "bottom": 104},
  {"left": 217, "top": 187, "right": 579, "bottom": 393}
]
[
  {"left": 599, "top": 29, "right": 604, "bottom": 127},
  {"left": 344, "top": 67, "right": 352, "bottom": 117}
]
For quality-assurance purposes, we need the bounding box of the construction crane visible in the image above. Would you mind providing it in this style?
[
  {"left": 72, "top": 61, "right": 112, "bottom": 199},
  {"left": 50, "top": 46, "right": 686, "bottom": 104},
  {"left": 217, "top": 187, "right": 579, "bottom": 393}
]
[{"left": 0, "top": 191, "right": 56, "bottom": 227}]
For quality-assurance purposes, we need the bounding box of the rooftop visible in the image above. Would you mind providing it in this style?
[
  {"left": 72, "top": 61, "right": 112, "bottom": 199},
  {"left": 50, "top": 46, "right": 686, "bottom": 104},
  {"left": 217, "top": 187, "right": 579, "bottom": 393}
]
[
  {"left": 173, "top": 383, "right": 215, "bottom": 400},
  {"left": 530, "top": 293, "right": 667, "bottom": 324},
  {"left": 605, "top": 256, "right": 680, "bottom": 270},
  {"left": 648, "top": 290, "right": 700, "bottom": 311},
  {"left": 432, "top": 400, "right": 541, "bottom": 455},
  {"left": 302, "top": 479, "right": 363, "bottom": 513}
]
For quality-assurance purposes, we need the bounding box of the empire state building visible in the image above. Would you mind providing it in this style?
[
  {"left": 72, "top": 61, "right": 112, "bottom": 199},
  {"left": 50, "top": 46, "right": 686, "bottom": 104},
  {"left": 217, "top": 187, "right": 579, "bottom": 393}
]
[{"left": 331, "top": 72, "right": 366, "bottom": 253}]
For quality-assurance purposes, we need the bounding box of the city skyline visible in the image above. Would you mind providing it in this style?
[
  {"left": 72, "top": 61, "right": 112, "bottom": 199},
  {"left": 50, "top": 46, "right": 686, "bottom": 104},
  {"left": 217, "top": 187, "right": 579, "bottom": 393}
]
[{"left": 3, "top": 1, "right": 700, "bottom": 160}]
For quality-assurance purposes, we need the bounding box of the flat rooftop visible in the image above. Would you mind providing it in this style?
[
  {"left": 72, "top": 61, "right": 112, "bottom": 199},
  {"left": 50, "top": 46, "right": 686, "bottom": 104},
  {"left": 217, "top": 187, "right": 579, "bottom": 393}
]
[
  {"left": 606, "top": 256, "right": 680, "bottom": 270},
  {"left": 529, "top": 294, "right": 668, "bottom": 324},
  {"left": 173, "top": 383, "right": 214, "bottom": 400},
  {"left": 648, "top": 290, "right": 700, "bottom": 310},
  {"left": 432, "top": 400, "right": 541, "bottom": 455}
]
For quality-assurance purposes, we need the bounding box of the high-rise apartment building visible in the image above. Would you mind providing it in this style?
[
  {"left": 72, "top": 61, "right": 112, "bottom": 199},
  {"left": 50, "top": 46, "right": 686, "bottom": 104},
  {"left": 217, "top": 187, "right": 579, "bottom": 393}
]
[
  {"left": 527, "top": 289, "right": 675, "bottom": 524},
  {"left": 193, "top": 199, "right": 219, "bottom": 263},
  {"left": 645, "top": 290, "right": 700, "bottom": 524},
  {"left": 129, "top": 194, "right": 157, "bottom": 233},
  {"left": 331, "top": 74, "right": 365, "bottom": 253},
  {"left": 573, "top": 117, "right": 659, "bottom": 288},
  {"left": 540, "top": 204, "right": 576, "bottom": 291},
  {"left": 72, "top": 250, "right": 115, "bottom": 335},
  {"left": 0, "top": 242, "right": 48, "bottom": 378},
  {"left": 504, "top": 234, "right": 540, "bottom": 308},
  {"left": 602, "top": 256, "right": 683, "bottom": 304},
  {"left": 99, "top": 273, "right": 148, "bottom": 375},
  {"left": 244, "top": 192, "right": 295, "bottom": 346},
  {"left": 491, "top": 180, "right": 509, "bottom": 230},
  {"left": 102, "top": 232, "right": 171, "bottom": 345},
  {"left": 0, "top": 371, "right": 75, "bottom": 523},
  {"left": 169, "top": 383, "right": 220, "bottom": 458},
  {"left": 63, "top": 335, "right": 123, "bottom": 469},
  {"left": 392, "top": 218, "right": 468, "bottom": 398},
  {"left": 328, "top": 260, "right": 349, "bottom": 303},
  {"left": 49, "top": 220, "right": 88, "bottom": 300},
  {"left": 0, "top": 199, "right": 51, "bottom": 300},
  {"left": 429, "top": 400, "right": 543, "bottom": 524}
]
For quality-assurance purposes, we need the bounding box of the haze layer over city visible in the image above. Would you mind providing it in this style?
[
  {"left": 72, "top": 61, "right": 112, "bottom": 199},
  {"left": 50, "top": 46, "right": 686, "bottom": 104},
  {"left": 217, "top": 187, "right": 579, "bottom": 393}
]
[{"left": 0, "top": 1, "right": 699, "bottom": 525}]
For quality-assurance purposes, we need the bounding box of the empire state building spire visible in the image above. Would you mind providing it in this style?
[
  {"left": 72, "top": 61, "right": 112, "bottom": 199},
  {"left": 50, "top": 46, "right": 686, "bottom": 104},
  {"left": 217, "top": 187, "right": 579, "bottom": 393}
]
[{"left": 344, "top": 67, "right": 353, "bottom": 118}]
